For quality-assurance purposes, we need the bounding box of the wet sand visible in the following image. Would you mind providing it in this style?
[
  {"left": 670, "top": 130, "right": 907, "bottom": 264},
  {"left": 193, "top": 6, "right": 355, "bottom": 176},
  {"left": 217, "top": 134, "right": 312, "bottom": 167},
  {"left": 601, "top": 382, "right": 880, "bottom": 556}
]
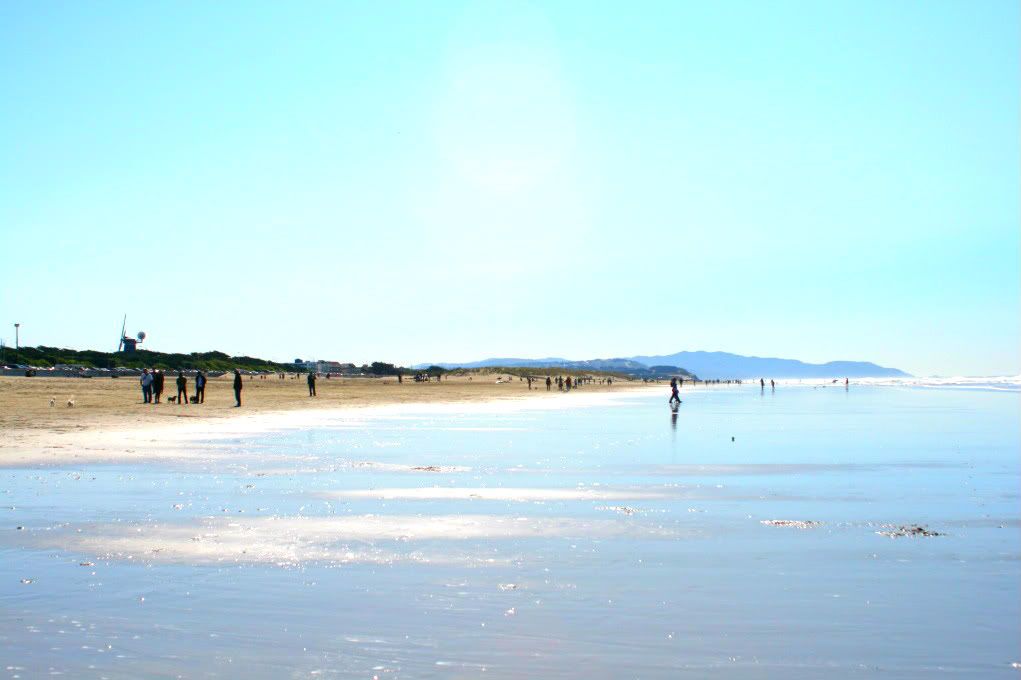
[{"left": 2, "top": 383, "right": 1017, "bottom": 677}]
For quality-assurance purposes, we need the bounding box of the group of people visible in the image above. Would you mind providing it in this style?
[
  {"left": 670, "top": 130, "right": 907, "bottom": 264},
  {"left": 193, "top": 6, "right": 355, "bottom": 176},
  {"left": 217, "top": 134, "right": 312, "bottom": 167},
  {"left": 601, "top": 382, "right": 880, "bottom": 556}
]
[
  {"left": 531, "top": 375, "right": 612, "bottom": 392},
  {"left": 140, "top": 368, "right": 244, "bottom": 407}
]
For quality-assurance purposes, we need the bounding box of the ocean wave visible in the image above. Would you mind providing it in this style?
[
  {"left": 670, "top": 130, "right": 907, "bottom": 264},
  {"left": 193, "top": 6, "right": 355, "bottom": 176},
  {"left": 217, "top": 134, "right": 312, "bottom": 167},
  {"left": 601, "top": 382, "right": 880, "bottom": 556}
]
[{"left": 779, "top": 376, "right": 1021, "bottom": 392}]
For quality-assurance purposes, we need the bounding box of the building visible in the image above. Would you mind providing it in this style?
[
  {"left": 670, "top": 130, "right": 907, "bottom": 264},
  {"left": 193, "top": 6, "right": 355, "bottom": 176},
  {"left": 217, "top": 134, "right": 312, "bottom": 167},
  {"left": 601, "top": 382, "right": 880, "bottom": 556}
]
[{"left": 297, "top": 360, "right": 357, "bottom": 375}]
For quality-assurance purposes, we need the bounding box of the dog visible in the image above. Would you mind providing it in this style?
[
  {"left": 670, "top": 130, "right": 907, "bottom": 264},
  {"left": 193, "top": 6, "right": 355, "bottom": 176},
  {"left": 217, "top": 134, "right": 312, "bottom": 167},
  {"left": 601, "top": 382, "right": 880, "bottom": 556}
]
[
  {"left": 66, "top": 397, "right": 75, "bottom": 408},
  {"left": 49, "top": 397, "right": 56, "bottom": 407},
  {"left": 167, "top": 396, "right": 177, "bottom": 403},
  {"left": 189, "top": 396, "right": 199, "bottom": 404}
]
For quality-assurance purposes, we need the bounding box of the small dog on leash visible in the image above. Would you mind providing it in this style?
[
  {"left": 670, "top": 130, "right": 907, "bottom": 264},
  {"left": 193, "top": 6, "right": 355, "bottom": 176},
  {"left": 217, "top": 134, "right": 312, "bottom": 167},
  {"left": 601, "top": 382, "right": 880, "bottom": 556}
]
[{"left": 167, "top": 396, "right": 177, "bottom": 403}]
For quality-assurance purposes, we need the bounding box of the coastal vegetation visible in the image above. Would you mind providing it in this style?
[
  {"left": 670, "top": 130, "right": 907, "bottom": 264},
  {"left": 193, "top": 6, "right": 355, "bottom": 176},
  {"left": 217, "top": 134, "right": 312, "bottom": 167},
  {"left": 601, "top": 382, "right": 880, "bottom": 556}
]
[
  {"left": 2, "top": 347, "right": 697, "bottom": 380},
  {"left": 1, "top": 346, "right": 294, "bottom": 373}
]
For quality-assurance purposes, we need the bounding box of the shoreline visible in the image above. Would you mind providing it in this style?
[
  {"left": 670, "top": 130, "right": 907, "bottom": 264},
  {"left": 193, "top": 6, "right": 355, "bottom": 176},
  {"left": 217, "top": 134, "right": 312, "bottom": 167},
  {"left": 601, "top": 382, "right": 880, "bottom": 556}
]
[{"left": 0, "top": 375, "right": 661, "bottom": 468}]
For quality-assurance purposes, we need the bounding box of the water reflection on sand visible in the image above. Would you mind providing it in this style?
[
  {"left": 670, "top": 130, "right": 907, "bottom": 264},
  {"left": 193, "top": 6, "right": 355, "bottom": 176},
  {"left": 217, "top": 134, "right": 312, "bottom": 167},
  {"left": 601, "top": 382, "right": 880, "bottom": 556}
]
[{"left": 2, "top": 386, "right": 1019, "bottom": 678}]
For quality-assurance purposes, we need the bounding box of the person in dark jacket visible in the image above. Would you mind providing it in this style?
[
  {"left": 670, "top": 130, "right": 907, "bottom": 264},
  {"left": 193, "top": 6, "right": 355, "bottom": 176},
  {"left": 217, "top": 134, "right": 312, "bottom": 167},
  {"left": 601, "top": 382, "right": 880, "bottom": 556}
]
[
  {"left": 176, "top": 371, "right": 187, "bottom": 405},
  {"left": 307, "top": 371, "right": 317, "bottom": 397},
  {"left": 233, "top": 369, "right": 243, "bottom": 407},
  {"left": 153, "top": 370, "right": 165, "bottom": 403},
  {"left": 195, "top": 371, "right": 206, "bottom": 404}
]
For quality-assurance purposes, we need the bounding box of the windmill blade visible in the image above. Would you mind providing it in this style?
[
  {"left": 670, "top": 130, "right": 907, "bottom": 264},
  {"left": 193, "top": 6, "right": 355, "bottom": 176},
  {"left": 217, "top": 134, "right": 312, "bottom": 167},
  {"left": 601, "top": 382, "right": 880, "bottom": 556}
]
[{"left": 118, "top": 314, "right": 126, "bottom": 352}]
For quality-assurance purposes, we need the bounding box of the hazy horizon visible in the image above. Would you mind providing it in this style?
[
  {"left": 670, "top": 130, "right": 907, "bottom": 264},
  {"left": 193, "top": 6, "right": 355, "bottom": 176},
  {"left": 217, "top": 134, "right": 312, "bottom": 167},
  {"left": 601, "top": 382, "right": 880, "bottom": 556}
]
[{"left": 2, "top": 2, "right": 1018, "bottom": 376}]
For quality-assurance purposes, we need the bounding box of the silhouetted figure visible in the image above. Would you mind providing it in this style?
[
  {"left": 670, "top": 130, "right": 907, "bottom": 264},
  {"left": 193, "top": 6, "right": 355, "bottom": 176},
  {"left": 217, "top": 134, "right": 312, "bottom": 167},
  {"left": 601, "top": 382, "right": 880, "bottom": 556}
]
[
  {"left": 308, "top": 371, "right": 317, "bottom": 397},
  {"left": 526, "top": 376, "right": 533, "bottom": 390},
  {"left": 156, "top": 370, "right": 166, "bottom": 403},
  {"left": 546, "top": 376, "right": 552, "bottom": 391},
  {"left": 770, "top": 379, "right": 775, "bottom": 390},
  {"left": 669, "top": 378, "right": 681, "bottom": 405},
  {"left": 233, "top": 369, "right": 243, "bottom": 407},
  {"left": 760, "top": 378, "right": 765, "bottom": 390},
  {"left": 566, "top": 376, "right": 572, "bottom": 392},
  {"left": 176, "top": 372, "right": 187, "bottom": 405},
  {"left": 140, "top": 369, "right": 153, "bottom": 404},
  {"left": 195, "top": 371, "right": 206, "bottom": 403}
]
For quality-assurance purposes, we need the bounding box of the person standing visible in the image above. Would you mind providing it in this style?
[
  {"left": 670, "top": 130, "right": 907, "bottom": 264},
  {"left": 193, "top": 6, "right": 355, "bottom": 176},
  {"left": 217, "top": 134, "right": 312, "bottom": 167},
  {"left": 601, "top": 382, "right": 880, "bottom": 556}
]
[
  {"left": 195, "top": 371, "right": 206, "bottom": 404},
  {"left": 546, "top": 376, "right": 552, "bottom": 391},
  {"left": 153, "top": 370, "right": 165, "bottom": 404},
  {"left": 140, "top": 369, "right": 153, "bottom": 404},
  {"left": 176, "top": 371, "right": 188, "bottom": 405},
  {"left": 308, "top": 371, "right": 317, "bottom": 397},
  {"left": 233, "top": 369, "right": 243, "bottom": 407}
]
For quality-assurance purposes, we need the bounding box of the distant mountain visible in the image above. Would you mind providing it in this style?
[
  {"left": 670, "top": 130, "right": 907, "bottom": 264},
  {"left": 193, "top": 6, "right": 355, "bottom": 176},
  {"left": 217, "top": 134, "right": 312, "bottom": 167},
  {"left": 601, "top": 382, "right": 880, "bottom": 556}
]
[
  {"left": 416, "top": 351, "right": 908, "bottom": 380},
  {"left": 413, "top": 357, "right": 695, "bottom": 378},
  {"left": 627, "top": 351, "right": 908, "bottom": 379}
]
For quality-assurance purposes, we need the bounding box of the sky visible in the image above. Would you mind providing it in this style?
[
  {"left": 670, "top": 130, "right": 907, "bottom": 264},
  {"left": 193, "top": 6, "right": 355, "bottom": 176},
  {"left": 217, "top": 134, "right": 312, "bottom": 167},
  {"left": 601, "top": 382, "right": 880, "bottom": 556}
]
[{"left": 1, "top": 1, "right": 1018, "bottom": 376}]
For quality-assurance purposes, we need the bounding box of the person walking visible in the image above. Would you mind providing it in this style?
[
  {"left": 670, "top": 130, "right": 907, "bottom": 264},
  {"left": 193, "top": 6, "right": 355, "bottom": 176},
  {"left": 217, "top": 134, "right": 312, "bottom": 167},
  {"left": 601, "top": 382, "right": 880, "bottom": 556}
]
[
  {"left": 140, "top": 369, "right": 153, "bottom": 404},
  {"left": 669, "top": 377, "right": 681, "bottom": 405},
  {"left": 233, "top": 369, "right": 243, "bottom": 407},
  {"left": 307, "top": 371, "right": 317, "bottom": 397},
  {"left": 195, "top": 371, "right": 206, "bottom": 404},
  {"left": 546, "top": 376, "right": 552, "bottom": 391},
  {"left": 176, "top": 371, "right": 188, "bottom": 405}
]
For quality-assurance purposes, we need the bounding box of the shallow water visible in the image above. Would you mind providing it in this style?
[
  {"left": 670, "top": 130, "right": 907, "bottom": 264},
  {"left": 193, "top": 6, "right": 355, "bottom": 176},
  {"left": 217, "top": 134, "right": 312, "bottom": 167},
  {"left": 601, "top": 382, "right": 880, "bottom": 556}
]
[{"left": 2, "top": 385, "right": 1018, "bottom": 678}]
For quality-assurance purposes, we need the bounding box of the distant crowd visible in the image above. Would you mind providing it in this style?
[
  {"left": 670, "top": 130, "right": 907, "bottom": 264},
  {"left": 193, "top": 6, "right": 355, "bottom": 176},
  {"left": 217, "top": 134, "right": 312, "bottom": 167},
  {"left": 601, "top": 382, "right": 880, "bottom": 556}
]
[
  {"left": 140, "top": 368, "right": 244, "bottom": 407},
  {"left": 134, "top": 369, "right": 647, "bottom": 408}
]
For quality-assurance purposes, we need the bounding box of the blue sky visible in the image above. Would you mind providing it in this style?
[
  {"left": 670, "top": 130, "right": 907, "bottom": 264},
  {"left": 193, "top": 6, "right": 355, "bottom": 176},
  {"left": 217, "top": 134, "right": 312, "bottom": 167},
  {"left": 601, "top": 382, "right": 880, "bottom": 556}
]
[{"left": 1, "top": 1, "right": 1017, "bottom": 376}]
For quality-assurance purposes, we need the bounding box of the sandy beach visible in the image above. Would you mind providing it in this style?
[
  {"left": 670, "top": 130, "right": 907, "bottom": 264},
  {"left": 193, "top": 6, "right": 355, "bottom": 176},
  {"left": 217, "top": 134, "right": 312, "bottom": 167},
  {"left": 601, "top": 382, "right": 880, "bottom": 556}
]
[{"left": 0, "top": 373, "right": 650, "bottom": 467}]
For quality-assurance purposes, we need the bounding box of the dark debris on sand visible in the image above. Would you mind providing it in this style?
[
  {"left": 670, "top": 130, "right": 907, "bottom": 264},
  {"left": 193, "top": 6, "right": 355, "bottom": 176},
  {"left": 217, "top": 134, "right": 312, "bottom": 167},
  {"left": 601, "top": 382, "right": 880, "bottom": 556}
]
[{"left": 876, "top": 524, "right": 943, "bottom": 538}]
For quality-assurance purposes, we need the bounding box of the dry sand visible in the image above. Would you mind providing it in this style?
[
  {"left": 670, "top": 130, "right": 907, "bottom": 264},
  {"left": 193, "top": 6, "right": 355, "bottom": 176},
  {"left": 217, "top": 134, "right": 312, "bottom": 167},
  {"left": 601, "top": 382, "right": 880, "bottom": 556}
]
[{"left": 0, "top": 374, "right": 653, "bottom": 467}]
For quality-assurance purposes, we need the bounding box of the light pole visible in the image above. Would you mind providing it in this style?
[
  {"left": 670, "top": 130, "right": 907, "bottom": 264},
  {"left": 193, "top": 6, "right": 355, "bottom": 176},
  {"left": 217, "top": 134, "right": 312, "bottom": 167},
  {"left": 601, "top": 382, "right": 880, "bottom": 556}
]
[{"left": 14, "top": 323, "right": 19, "bottom": 350}]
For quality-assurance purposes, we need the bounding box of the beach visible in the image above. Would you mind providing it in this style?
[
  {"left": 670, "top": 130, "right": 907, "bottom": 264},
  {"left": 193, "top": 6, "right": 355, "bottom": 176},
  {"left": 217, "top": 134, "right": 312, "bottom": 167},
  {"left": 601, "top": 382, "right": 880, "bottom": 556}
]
[
  {"left": 1, "top": 380, "right": 1018, "bottom": 677},
  {"left": 0, "top": 373, "right": 645, "bottom": 468}
]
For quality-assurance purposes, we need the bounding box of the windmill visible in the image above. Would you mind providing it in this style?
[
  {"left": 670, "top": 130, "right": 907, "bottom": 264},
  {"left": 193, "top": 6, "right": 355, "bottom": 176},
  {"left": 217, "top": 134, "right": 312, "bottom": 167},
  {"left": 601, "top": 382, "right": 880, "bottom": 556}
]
[{"left": 117, "top": 315, "right": 146, "bottom": 353}]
